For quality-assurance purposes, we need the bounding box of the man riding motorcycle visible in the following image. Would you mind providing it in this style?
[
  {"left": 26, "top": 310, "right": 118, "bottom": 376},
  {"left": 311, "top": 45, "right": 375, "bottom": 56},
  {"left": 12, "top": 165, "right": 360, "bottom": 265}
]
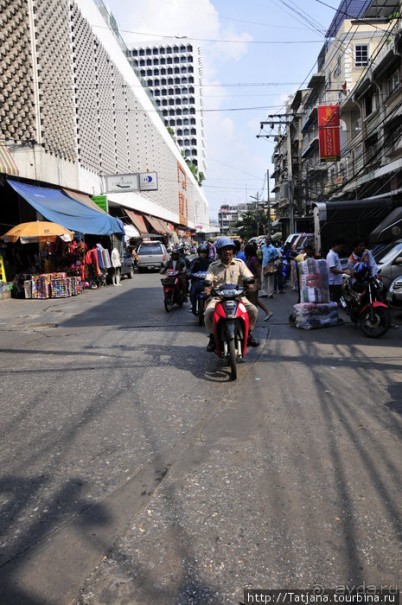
[
  {"left": 189, "top": 243, "right": 212, "bottom": 315},
  {"left": 203, "top": 237, "right": 259, "bottom": 352},
  {"left": 160, "top": 248, "right": 188, "bottom": 302}
]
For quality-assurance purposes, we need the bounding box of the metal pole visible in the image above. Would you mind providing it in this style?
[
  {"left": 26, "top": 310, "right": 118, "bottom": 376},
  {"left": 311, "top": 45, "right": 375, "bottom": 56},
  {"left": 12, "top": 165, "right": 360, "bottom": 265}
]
[
  {"left": 286, "top": 122, "right": 295, "bottom": 233},
  {"left": 267, "top": 168, "right": 271, "bottom": 236}
]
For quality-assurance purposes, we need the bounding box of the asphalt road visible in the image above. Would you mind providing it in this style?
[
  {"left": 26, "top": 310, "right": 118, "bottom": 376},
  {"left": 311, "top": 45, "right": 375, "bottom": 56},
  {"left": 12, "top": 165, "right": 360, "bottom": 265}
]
[{"left": 0, "top": 273, "right": 401, "bottom": 605}]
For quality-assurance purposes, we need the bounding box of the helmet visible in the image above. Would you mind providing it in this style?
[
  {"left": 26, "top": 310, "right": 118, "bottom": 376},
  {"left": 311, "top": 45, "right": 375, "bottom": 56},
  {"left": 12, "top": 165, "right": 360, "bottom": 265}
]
[
  {"left": 197, "top": 244, "right": 208, "bottom": 255},
  {"left": 354, "top": 261, "right": 370, "bottom": 282},
  {"left": 171, "top": 248, "right": 180, "bottom": 257},
  {"left": 215, "top": 237, "right": 236, "bottom": 251}
]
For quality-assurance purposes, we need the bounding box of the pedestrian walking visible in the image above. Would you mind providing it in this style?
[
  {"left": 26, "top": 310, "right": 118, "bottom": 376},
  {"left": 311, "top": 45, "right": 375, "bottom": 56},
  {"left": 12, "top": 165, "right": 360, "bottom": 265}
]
[
  {"left": 260, "top": 235, "right": 279, "bottom": 298},
  {"left": 244, "top": 243, "right": 274, "bottom": 321}
]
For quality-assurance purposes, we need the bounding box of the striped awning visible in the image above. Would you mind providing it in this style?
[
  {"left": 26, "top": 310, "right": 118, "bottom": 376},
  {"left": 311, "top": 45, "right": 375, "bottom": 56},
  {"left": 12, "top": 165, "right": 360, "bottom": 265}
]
[{"left": 0, "top": 144, "right": 19, "bottom": 176}]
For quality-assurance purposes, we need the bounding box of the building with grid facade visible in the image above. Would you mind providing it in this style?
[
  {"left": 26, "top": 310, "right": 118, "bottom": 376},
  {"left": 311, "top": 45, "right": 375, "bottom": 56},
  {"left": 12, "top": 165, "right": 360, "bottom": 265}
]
[
  {"left": 0, "top": 0, "right": 210, "bottom": 231},
  {"left": 127, "top": 39, "right": 207, "bottom": 178}
]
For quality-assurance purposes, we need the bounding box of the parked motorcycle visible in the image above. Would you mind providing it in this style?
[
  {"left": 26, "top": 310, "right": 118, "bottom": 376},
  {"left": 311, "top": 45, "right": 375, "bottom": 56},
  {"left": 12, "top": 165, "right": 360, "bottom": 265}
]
[
  {"left": 161, "top": 269, "right": 185, "bottom": 312},
  {"left": 206, "top": 281, "right": 252, "bottom": 380},
  {"left": 340, "top": 270, "right": 391, "bottom": 338},
  {"left": 191, "top": 271, "right": 207, "bottom": 326}
]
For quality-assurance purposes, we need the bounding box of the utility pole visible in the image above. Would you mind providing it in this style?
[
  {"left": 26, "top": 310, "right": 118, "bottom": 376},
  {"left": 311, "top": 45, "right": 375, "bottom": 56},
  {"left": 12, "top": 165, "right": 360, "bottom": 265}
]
[
  {"left": 258, "top": 114, "right": 295, "bottom": 234},
  {"left": 267, "top": 168, "right": 271, "bottom": 236}
]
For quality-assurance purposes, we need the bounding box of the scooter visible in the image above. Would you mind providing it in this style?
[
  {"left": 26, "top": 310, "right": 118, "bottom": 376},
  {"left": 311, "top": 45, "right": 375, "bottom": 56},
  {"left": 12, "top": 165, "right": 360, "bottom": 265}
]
[
  {"left": 206, "top": 281, "right": 252, "bottom": 380},
  {"left": 191, "top": 271, "right": 207, "bottom": 326},
  {"left": 340, "top": 272, "right": 391, "bottom": 338},
  {"left": 161, "top": 269, "right": 185, "bottom": 312}
]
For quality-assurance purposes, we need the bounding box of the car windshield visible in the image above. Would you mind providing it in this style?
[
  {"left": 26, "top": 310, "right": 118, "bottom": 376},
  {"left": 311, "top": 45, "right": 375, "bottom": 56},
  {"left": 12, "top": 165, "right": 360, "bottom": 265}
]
[
  {"left": 377, "top": 242, "right": 402, "bottom": 265},
  {"left": 138, "top": 244, "right": 162, "bottom": 254}
]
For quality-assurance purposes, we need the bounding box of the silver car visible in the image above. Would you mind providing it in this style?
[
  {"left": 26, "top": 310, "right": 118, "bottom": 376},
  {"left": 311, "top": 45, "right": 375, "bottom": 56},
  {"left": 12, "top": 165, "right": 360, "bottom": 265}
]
[
  {"left": 386, "top": 275, "right": 402, "bottom": 307},
  {"left": 375, "top": 239, "right": 402, "bottom": 290},
  {"left": 136, "top": 240, "right": 168, "bottom": 272}
]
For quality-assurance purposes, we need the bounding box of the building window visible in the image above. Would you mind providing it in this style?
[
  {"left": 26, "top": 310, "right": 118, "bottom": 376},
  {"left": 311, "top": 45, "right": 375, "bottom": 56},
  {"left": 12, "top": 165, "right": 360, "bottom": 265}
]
[
  {"left": 388, "top": 68, "right": 400, "bottom": 96},
  {"left": 355, "top": 45, "right": 369, "bottom": 67}
]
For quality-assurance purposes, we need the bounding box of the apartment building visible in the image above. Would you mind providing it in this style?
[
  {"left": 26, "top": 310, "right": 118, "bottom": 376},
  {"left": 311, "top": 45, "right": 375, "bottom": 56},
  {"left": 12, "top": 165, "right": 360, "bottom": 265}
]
[
  {"left": 270, "top": 0, "right": 401, "bottom": 236},
  {"left": 127, "top": 39, "right": 207, "bottom": 179},
  {"left": 0, "top": 0, "right": 210, "bottom": 235}
]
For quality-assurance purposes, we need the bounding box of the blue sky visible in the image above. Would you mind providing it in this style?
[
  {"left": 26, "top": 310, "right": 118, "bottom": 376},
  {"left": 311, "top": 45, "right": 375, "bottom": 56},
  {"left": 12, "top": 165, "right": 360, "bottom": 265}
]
[{"left": 104, "top": 0, "right": 338, "bottom": 219}]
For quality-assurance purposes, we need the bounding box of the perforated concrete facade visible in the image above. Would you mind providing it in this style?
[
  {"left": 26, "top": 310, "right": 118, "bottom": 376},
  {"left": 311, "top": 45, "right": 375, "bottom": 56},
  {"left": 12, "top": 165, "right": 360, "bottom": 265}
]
[{"left": 0, "top": 0, "right": 210, "bottom": 228}]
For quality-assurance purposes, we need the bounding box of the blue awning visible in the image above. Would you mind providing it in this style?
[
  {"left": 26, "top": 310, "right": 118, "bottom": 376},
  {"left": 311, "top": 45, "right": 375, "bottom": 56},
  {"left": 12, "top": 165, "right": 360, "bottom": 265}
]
[{"left": 7, "top": 180, "right": 124, "bottom": 236}]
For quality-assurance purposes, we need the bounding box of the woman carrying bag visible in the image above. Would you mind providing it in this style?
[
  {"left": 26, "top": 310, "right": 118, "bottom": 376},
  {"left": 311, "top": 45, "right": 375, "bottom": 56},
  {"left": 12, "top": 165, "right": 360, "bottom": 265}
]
[{"left": 245, "top": 243, "right": 273, "bottom": 322}]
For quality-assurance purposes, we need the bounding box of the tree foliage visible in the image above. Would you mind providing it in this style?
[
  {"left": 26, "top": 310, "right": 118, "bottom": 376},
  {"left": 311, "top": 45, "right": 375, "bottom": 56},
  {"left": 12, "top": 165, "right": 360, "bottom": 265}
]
[{"left": 235, "top": 209, "right": 269, "bottom": 241}]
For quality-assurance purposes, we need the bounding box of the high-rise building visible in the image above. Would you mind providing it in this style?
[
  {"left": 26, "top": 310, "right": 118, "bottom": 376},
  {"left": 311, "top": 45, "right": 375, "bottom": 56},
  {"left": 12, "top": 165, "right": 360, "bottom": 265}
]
[{"left": 127, "top": 39, "right": 207, "bottom": 178}]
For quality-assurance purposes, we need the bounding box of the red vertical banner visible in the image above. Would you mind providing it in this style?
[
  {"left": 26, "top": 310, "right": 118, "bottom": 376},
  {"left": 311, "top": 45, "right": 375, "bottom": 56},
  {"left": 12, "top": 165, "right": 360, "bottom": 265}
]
[{"left": 318, "top": 105, "right": 340, "bottom": 162}]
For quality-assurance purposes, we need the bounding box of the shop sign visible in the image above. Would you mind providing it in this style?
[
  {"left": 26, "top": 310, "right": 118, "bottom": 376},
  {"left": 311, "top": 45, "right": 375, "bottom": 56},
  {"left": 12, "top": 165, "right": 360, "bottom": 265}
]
[
  {"left": 139, "top": 172, "right": 158, "bottom": 191},
  {"left": 92, "top": 195, "right": 108, "bottom": 212},
  {"left": 105, "top": 173, "right": 140, "bottom": 193},
  {"left": 318, "top": 105, "right": 340, "bottom": 162}
]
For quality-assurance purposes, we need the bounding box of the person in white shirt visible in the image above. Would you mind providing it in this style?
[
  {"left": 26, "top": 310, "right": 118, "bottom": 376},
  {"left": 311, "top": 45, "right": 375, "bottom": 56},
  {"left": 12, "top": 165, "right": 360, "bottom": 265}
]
[{"left": 326, "top": 239, "right": 350, "bottom": 302}]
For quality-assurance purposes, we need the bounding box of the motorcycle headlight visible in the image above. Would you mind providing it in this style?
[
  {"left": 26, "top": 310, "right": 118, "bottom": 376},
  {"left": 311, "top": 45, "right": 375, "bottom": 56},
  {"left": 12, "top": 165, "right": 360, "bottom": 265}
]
[{"left": 222, "top": 300, "right": 237, "bottom": 317}]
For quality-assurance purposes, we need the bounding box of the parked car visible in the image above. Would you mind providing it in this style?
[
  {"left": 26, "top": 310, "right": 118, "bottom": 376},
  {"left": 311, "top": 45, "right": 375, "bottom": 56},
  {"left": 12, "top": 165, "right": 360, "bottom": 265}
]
[
  {"left": 292, "top": 233, "right": 314, "bottom": 252},
  {"left": 375, "top": 239, "right": 402, "bottom": 290},
  {"left": 136, "top": 240, "right": 168, "bottom": 272},
  {"left": 386, "top": 275, "right": 402, "bottom": 307},
  {"left": 120, "top": 252, "right": 135, "bottom": 279},
  {"left": 284, "top": 233, "right": 302, "bottom": 248}
]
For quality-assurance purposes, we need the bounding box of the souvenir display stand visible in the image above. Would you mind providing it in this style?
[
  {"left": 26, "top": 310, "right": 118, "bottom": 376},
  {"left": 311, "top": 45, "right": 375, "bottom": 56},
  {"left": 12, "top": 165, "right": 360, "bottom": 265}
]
[{"left": 23, "top": 273, "right": 82, "bottom": 299}]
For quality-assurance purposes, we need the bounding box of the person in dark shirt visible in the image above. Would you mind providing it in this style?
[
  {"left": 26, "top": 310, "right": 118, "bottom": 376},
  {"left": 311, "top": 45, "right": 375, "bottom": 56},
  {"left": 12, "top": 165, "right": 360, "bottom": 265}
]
[{"left": 189, "top": 243, "right": 212, "bottom": 315}]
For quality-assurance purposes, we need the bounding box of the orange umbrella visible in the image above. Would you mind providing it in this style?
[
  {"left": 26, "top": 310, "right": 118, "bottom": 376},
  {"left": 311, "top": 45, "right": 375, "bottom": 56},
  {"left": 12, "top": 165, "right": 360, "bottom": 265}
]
[{"left": 1, "top": 221, "right": 74, "bottom": 244}]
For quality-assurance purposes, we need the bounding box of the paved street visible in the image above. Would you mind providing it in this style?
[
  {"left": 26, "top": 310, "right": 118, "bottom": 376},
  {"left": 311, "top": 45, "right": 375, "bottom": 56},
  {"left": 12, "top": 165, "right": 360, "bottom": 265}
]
[{"left": 0, "top": 274, "right": 401, "bottom": 605}]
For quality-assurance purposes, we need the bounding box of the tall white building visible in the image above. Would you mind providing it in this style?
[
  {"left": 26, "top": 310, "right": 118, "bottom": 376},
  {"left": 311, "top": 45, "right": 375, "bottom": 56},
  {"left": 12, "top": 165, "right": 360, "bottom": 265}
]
[
  {"left": 0, "top": 0, "right": 210, "bottom": 233},
  {"left": 127, "top": 39, "right": 207, "bottom": 178}
]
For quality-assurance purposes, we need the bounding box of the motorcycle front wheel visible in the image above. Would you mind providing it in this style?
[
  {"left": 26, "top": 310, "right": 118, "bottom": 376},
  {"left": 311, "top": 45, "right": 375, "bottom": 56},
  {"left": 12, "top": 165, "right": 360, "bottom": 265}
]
[
  {"left": 360, "top": 307, "right": 391, "bottom": 338},
  {"left": 229, "top": 339, "right": 237, "bottom": 380},
  {"left": 164, "top": 291, "right": 173, "bottom": 312}
]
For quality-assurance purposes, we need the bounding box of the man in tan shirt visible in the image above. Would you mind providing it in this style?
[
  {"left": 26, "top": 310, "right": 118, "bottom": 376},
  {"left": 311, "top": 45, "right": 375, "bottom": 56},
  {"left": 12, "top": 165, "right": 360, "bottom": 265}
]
[{"left": 204, "top": 237, "right": 259, "bottom": 352}]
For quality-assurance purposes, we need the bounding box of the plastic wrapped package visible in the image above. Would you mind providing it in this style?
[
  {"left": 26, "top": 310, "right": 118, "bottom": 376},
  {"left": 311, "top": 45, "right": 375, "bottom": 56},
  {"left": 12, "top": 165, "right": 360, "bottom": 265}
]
[
  {"left": 298, "top": 258, "right": 330, "bottom": 303},
  {"left": 292, "top": 302, "right": 340, "bottom": 330}
]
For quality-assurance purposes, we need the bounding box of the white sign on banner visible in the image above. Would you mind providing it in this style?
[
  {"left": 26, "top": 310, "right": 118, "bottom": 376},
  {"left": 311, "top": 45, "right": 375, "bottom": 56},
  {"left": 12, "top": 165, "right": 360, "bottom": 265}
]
[
  {"left": 104, "top": 173, "right": 139, "bottom": 193},
  {"left": 139, "top": 172, "right": 158, "bottom": 191}
]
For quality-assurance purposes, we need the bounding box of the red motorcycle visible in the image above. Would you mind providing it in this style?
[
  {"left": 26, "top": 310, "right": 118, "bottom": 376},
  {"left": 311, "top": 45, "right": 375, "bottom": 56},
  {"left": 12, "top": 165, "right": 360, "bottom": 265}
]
[
  {"left": 208, "top": 282, "right": 252, "bottom": 380},
  {"left": 340, "top": 270, "right": 391, "bottom": 338},
  {"left": 161, "top": 269, "right": 185, "bottom": 312}
]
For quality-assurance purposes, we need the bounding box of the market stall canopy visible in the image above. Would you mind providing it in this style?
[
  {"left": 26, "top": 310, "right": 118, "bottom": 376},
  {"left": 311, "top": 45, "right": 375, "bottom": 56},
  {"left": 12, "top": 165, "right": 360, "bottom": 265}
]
[
  {"left": 123, "top": 224, "right": 140, "bottom": 240},
  {"left": 1, "top": 220, "right": 74, "bottom": 244},
  {"left": 144, "top": 214, "right": 165, "bottom": 235},
  {"left": 7, "top": 180, "right": 124, "bottom": 236},
  {"left": 122, "top": 209, "right": 148, "bottom": 235}
]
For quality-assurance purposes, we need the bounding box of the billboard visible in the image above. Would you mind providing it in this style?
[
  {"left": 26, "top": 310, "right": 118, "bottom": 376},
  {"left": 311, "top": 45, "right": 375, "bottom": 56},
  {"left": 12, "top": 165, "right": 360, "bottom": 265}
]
[{"left": 318, "top": 105, "right": 340, "bottom": 162}]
